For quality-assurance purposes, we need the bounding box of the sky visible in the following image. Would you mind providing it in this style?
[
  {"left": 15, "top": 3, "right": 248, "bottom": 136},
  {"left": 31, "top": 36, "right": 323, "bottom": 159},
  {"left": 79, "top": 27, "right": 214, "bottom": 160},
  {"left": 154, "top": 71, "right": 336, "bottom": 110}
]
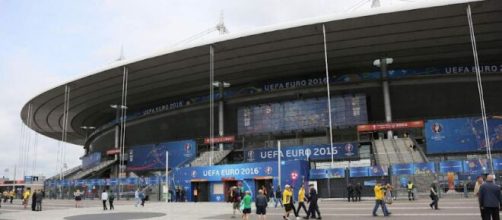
[{"left": 0, "top": 0, "right": 431, "bottom": 179}]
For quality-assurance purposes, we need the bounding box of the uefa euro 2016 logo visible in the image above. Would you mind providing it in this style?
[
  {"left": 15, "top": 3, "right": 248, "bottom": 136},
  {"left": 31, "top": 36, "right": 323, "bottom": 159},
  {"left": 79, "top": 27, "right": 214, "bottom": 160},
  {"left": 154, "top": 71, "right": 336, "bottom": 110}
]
[
  {"left": 432, "top": 123, "right": 442, "bottom": 133},
  {"left": 184, "top": 143, "right": 192, "bottom": 157},
  {"left": 265, "top": 166, "right": 273, "bottom": 175},
  {"left": 191, "top": 170, "right": 197, "bottom": 178},
  {"left": 247, "top": 151, "right": 255, "bottom": 162},
  {"left": 344, "top": 143, "right": 354, "bottom": 156}
]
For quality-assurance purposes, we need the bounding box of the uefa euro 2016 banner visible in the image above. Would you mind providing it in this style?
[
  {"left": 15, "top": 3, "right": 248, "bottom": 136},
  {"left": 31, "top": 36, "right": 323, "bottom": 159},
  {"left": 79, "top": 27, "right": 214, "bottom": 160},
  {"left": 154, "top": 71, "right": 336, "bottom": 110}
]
[
  {"left": 127, "top": 140, "right": 196, "bottom": 171},
  {"left": 244, "top": 143, "right": 358, "bottom": 162},
  {"left": 391, "top": 162, "right": 436, "bottom": 175},
  {"left": 425, "top": 116, "right": 502, "bottom": 154}
]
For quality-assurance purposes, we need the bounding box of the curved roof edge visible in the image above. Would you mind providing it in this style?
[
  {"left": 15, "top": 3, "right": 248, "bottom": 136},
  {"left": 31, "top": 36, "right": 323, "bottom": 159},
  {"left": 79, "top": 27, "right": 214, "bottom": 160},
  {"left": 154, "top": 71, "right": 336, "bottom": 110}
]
[{"left": 21, "top": 0, "right": 482, "bottom": 109}]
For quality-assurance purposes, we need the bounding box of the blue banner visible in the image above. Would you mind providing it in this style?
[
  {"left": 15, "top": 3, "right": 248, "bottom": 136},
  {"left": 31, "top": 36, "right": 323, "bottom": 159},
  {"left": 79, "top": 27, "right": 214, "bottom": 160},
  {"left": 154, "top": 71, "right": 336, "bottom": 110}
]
[
  {"left": 369, "top": 165, "right": 388, "bottom": 177},
  {"left": 439, "top": 160, "right": 464, "bottom": 173},
  {"left": 245, "top": 143, "right": 358, "bottom": 162},
  {"left": 414, "top": 162, "right": 436, "bottom": 175},
  {"left": 128, "top": 140, "right": 197, "bottom": 171},
  {"left": 81, "top": 152, "right": 101, "bottom": 169},
  {"left": 425, "top": 116, "right": 502, "bottom": 154},
  {"left": 463, "top": 159, "right": 489, "bottom": 175},
  {"left": 349, "top": 167, "right": 369, "bottom": 177},
  {"left": 392, "top": 163, "right": 415, "bottom": 175},
  {"left": 310, "top": 168, "right": 345, "bottom": 179}
]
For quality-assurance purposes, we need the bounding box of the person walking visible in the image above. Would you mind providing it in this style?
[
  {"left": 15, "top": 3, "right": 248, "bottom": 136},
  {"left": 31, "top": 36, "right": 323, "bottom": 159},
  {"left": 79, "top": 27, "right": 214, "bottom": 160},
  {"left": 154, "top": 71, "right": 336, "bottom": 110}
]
[
  {"left": 134, "top": 189, "right": 141, "bottom": 207},
  {"left": 193, "top": 187, "right": 198, "bottom": 202},
  {"left": 74, "top": 189, "right": 82, "bottom": 208},
  {"left": 241, "top": 191, "right": 252, "bottom": 220},
  {"left": 355, "top": 183, "right": 362, "bottom": 202},
  {"left": 304, "top": 185, "right": 321, "bottom": 219},
  {"left": 289, "top": 186, "right": 298, "bottom": 219},
  {"left": 31, "top": 188, "right": 37, "bottom": 211},
  {"left": 101, "top": 189, "right": 108, "bottom": 210},
  {"left": 108, "top": 190, "right": 115, "bottom": 210},
  {"left": 231, "top": 186, "right": 242, "bottom": 218},
  {"left": 255, "top": 189, "right": 268, "bottom": 220},
  {"left": 35, "top": 190, "right": 43, "bottom": 211},
  {"left": 385, "top": 183, "right": 393, "bottom": 205},
  {"left": 407, "top": 181, "right": 415, "bottom": 201},
  {"left": 2, "top": 190, "right": 8, "bottom": 203},
  {"left": 282, "top": 185, "right": 293, "bottom": 220},
  {"left": 9, "top": 190, "right": 15, "bottom": 204},
  {"left": 140, "top": 189, "right": 147, "bottom": 206},
  {"left": 479, "top": 174, "right": 502, "bottom": 220},
  {"left": 22, "top": 188, "right": 31, "bottom": 209},
  {"left": 275, "top": 186, "right": 283, "bottom": 208},
  {"left": 429, "top": 181, "right": 439, "bottom": 210},
  {"left": 347, "top": 183, "right": 354, "bottom": 202},
  {"left": 372, "top": 182, "right": 390, "bottom": 217},
  {"left": 296, "top": 185, "right": 308, "bottom": 217},
  {"left": 475, "top": 176, "right": 485, "bottom": 218}
]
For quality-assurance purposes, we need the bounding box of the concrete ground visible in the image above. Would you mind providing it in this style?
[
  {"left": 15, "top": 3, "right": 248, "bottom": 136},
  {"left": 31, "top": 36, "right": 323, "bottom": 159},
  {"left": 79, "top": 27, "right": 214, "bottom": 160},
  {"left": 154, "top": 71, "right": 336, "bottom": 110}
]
[{"left": 0, "top": 197, "right": 482, "bottom": 220}]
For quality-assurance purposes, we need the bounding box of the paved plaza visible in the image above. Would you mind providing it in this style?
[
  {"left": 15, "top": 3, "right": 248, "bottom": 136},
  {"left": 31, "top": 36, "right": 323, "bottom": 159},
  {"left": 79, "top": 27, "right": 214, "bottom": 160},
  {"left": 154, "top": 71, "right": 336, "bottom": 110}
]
[{"left": 0, "top": 197, "right": 482, "bottom": 220}]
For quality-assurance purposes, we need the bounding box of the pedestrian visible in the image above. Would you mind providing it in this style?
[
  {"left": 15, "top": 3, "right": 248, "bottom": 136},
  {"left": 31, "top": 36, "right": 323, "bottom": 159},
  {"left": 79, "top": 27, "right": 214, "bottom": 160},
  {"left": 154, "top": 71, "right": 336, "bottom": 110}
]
[
  {"left": 10, "top": 190, "right": 15, "bottom": 204},
  {"left": 289, "top": 186, "right": 298, "bottom": 219},
  {"left": 74, "top": 189, "right": 82, "bottom": 208},
  {"left": 255, "top": 189, "right": 268, "bottom": 220},
  {"left": 2, "top": 190, "right": 8, "bottom": 203},
  {"left": 282, "top": 185, "right": 293, "bottom": 220},
  {"left": 175, "top": 186, "right": 180, "bottom": 202},
  {"left": 475, "top": 176, "right": 485, "bottom": 218},
  {"left": 193, "top": 187, "right": 198, "bottom": 202},
  {"left": 261, "top": 185, "right": 268, "bottom": 202},
  {"left": 372, "top": 182, "right": 390, "bottom": 217},
  {"left": 275, "top": 186, "right": 283, "bottom": 208},
  {"left": 347, "top": 183, "right": 353, "bottom": 202},
  {"left": 35, "top": 190, "right": 43, "bottom": 211},
  {"left": 407, "top": 181, "right": 415, "bottom": 201},
  {"left": 108, "top": 190, "right": 115, "bottom": 210},
  {"left": 304, "top": 185, "right": 321, "bottom": 219},
  {"left": 22, "top": 188, "right": 31, "bottom": 209},
  {"left": 385, "top": 183, "right": 393, "bottom": 205},
  {"left": 296, "top": 185, "right": 308, "bottom": 217},
  {"left": 134, "top": 188, "right": 141, "bottom": 207},
  {"left": 354, "top": 183, "right": 363, "bottom": 202},
  {"left": 479, "top": 174, "right": 501, "bottom": 220},
  {"left": 31, "top": 188, "right": 37, "bottom": 211},
  {"left": 241, "top": 191, "right": 252, "bottom": 220},
  {"left": 231, "top": 186, "right": 242, "bottom": 218},
  {"left": 429, "top": 181, "right": 439, "bottom": 210},
  {"left": 101, "top": 189, "right": 108, "bottom": 210},
  {"left": 140, "top": 189, "right": 147, "bottom": 206}
]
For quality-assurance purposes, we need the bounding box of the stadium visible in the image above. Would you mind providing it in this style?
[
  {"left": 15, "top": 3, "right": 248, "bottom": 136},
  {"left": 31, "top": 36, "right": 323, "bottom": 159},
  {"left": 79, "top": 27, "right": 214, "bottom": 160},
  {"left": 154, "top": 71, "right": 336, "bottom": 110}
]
[{"left": 21, "top": 0, "right": 502, "bottom": 201}]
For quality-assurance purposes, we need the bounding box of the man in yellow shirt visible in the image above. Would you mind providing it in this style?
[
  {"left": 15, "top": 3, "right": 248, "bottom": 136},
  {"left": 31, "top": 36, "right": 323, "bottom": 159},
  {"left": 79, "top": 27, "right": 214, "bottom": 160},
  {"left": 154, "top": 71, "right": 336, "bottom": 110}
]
[
  {"left": 372, "top": 182, "right": 390, "bottom": 217},
  {"left": 23, "top": 188, "right": 31, "bottom": 209},
  {"left": 296, "top": 185, "right": 308, "bottom": 217},
  {"left": 282, "top": 185, "right": 293, "bottom": 220}
]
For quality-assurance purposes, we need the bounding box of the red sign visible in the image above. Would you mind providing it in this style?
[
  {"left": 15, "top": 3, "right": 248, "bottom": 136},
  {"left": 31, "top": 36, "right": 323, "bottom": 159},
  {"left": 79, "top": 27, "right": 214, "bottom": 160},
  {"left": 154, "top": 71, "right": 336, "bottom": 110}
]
[
  {"left": 204, "top": 136, "right": 235, "bottom": 144},
  {"left": 357, "top": 120, "right": 424, "bottom": 132},
  {"left": 106, "top": 149, "right": 121, "bottom": 155}
]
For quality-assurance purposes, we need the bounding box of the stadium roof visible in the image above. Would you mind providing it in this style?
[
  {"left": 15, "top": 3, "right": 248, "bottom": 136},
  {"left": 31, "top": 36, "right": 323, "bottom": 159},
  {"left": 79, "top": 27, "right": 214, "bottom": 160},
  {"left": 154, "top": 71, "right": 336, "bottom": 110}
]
[{"left": 21, "top": 0, "right": 502, "bottom": 146}]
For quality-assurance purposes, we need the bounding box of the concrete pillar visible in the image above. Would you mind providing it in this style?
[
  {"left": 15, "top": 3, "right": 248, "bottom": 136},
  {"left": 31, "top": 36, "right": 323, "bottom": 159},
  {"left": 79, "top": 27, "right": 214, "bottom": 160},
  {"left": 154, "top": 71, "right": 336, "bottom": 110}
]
[
  {"left": 379, "top": 58, "right": 393, "bottom": 139},
  {"left": 218, "top": 82, "right": 224, "bottom": 151}
]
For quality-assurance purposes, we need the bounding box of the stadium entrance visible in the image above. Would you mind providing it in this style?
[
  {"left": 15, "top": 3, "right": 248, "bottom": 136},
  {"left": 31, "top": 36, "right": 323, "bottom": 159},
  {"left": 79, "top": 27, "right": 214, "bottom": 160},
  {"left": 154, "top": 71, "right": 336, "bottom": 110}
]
[
  {"left": 191, "top": 181, "right": 210, "bottom": 202},
  {"left": 254, "top": 177, "right": 273, "bottom": 198}
]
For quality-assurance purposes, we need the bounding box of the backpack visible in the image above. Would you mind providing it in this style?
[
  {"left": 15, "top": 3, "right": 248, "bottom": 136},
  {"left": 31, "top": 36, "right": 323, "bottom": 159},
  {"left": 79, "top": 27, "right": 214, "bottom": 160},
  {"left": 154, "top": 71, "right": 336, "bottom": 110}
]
[{"left": 109, "top": 194, "right": 115, "bottom": 200}]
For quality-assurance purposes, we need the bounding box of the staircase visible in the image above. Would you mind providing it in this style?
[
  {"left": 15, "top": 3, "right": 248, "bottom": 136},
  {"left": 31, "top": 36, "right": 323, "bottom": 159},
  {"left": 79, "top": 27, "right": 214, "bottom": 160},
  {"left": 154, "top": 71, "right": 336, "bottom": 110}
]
[
  {"left": 69, "top": 159, "right": 117, "bottom": 180},
  {"left": 190, "top": 150, "right": 232, "bottom": 167},
  {"left": 48, "top": 165, "right": 82, "bottom": 180},
  {"left": 373, "top": 137, "right": 427, "bottom": 166}
]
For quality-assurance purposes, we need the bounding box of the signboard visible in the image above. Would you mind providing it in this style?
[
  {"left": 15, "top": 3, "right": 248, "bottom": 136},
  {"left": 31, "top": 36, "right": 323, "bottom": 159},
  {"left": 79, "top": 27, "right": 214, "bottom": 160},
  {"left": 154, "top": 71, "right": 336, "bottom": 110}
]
[
  {"left": 439, "top": 160, "right": 464, "bottom": 173},
  {"left": 106, "top": 149, "right": 120, "bottom": 155},
  {"left": 463, "top": 159, "right": 488, "bottom": 175},
  {"left": 349, "top": 167, "right": 369, "bottom": 177},
  {"left": 204, "top": 136, "right": 235, "bottom": 144},
  {"left": 391, "top": 164, "right": 415, "bottom": 175},
  {"left": 391, "top": 162, "right": 436, "bottom": 175},
  {"left": 237, "top": 95, "right": 367, "bottom": 135},
  {"left": 425, "top": 116, "right": 502, "bottom": 154},
  {"left": 127, "top": 139, "right": 197, "bottom": 171},
  {"left": 244, "top": 143, "right": 358, "bottom": 162},
  {"left": 357, "top": 120, "right": 424, "bottom": 132},
  {"left": 413, "top": 162, "right": 436, "bottom": 175},
  {"left": 309, "top": 168, "right": 345, "bottom": 179},
  {"left": 368, "top": 165, "right": 388, "bottom": 177},
  {"left": 81, "top": 152, "right": 101, "bottom": 169}
]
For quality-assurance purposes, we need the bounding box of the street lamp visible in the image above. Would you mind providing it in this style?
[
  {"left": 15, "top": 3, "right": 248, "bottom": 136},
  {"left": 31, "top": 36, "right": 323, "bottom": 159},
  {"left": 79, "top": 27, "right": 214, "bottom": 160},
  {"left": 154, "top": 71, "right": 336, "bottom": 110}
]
[{"left": 80, "top": 126, "right": 96, "bottom": 155}]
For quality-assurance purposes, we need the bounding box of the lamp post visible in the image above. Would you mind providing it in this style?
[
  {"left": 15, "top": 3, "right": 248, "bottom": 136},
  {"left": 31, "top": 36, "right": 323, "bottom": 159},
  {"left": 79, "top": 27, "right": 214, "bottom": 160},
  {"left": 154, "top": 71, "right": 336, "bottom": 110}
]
[
  {"left": 212, "top": 81, "right": 230, "bottom": 152},
  {"left": 110, "top": 104, "right": 127, "bottom": 199},
  {"left": 80, "top": 126, "right": 96, "bottom": 155}
]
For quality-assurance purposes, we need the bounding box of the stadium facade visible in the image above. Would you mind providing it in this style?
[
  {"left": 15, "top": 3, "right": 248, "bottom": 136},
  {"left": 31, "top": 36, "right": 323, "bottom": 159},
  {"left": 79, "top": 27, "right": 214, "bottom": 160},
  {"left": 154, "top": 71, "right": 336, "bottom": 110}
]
[{"left": 22, "top": 0, "right": 502, "bottom": 200}]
